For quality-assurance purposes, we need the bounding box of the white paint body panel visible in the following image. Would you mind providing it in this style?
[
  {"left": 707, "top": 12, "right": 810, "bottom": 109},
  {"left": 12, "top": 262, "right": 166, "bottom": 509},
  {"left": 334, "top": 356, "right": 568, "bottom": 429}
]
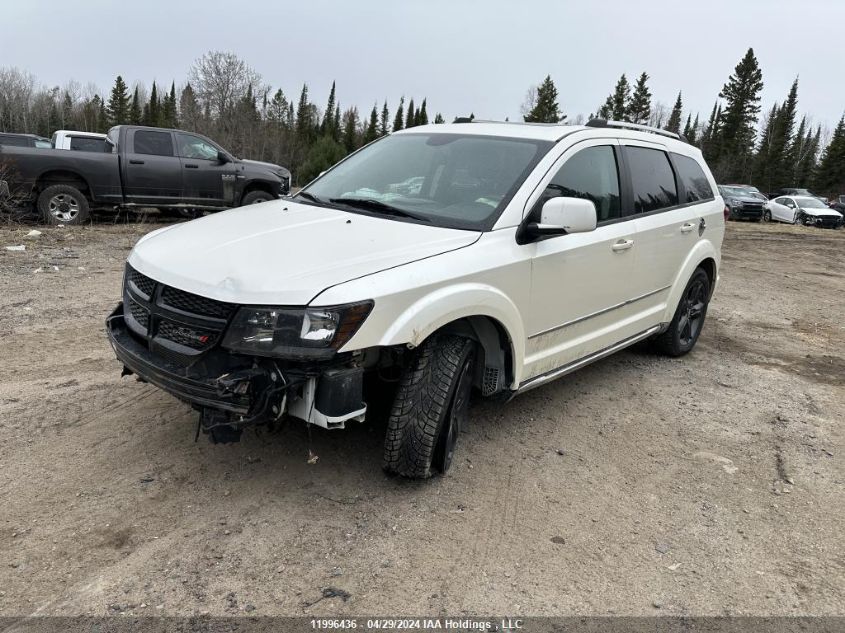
[{"left": 127, "top": 123, "right": 724, "bottom": 391}]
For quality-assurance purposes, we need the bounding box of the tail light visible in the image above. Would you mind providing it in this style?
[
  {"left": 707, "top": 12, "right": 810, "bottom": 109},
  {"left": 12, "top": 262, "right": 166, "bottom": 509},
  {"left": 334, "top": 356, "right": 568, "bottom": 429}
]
[{"left": 723, "top": 204, "right": 730, "bottom": 221}]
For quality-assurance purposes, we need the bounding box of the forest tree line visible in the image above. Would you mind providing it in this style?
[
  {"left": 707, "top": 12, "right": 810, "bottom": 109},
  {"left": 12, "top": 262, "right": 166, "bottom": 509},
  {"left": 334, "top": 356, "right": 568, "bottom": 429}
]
[{"left": 1, "top": 48, "right": 844, "bottom": 194}]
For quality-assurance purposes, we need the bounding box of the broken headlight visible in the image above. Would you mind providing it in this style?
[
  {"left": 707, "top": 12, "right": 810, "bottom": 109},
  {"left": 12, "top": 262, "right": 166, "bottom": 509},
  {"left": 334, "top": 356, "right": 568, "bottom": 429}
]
[{"left": 221, "top": 301, "right": 373, "bottom": 358}]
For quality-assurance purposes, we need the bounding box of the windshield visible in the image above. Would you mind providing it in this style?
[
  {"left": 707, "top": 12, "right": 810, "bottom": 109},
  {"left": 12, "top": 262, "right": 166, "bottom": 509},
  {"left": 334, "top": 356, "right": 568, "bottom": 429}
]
[
  {"left": 796, "top": 197, "right": 827, "bottom": 209},
  {"left": 301, "top": 132, "right": 554, "bottom": 230},
  {"left": 720, "top": 186, "right": 747, "bottom": 197}
]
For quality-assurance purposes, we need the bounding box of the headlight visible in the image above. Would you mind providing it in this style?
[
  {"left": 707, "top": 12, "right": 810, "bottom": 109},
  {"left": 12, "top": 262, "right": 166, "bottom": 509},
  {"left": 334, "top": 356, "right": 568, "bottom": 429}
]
[
  {"left": 221, "top": 301, "right": 373, "bottom": 358},
  {"left": 730, "top": 198, "right": 744, "bottom": 208}
]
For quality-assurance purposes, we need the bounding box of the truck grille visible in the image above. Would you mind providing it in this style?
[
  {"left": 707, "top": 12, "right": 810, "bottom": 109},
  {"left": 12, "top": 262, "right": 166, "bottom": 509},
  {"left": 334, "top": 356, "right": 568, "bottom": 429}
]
[{"left": 123, "top": 264, "right": 236, "bottom": 361}]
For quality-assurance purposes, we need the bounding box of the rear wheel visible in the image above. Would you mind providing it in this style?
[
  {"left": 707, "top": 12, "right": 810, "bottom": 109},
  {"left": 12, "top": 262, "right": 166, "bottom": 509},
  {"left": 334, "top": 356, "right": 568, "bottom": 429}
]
[
  {"left": 651, "top": 268, "right": 711, "bottom": 357},
  {"left": 383, "top": 333, "right": 476, "bottom": 479},
  {"left": 241, "top": 190, "right": 274, "bottom": 205},
  {"left": 763, "top": 209, "right": 772, "bottom": 222},
  {"left": 38, "top": 184, "right": 90, "bottom": 225}
]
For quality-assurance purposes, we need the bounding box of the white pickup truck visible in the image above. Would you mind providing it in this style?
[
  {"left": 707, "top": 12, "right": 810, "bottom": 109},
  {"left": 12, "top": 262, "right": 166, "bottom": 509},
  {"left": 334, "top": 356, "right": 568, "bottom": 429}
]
[
  {"left": 50, "top": 130, "right": 107, "bottom": 152},
  {"left": 107, "top": 119, "right": 724, "bottom": 479}
]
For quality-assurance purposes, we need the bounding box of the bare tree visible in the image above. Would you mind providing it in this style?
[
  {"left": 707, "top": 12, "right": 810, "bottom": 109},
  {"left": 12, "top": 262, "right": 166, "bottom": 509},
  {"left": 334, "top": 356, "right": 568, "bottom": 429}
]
[
  {"left": 188, "top": 51, "right": 262, "bottom": 118},
  {"left": 520, "top": 85, "right": 538, "bottom": 120}
]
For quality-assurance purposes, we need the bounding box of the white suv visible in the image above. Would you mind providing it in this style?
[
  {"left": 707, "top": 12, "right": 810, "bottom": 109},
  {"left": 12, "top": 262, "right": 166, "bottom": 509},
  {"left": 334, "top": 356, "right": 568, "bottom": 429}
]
[{"left": 107, "top": 119, "right": 724, "bottom": 478}]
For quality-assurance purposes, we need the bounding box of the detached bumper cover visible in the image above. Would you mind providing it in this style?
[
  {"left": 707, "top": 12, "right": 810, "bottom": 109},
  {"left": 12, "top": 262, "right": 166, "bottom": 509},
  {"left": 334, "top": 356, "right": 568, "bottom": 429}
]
[{"left": 106, "top": 305, "right": 251, "bottom": 414}]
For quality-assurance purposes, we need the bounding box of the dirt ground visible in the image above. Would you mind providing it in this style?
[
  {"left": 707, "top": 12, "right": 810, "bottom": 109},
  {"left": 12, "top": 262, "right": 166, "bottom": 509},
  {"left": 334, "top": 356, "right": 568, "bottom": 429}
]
[{"left": 0, "top": 218, "right": 843, "bottom": 618}]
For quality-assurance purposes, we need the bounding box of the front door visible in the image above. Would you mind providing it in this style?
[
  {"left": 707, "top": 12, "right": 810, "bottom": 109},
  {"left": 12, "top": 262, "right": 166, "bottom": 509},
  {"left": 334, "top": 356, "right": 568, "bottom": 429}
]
[
  {"left": 174, "top": 132, "right": 237, "bottom": 207},
  {"left": 122, "top": 129, "right": 183, "bottom": 204},
  {"left": 523, "top": 139, "right": 641, "bottom": 381}
]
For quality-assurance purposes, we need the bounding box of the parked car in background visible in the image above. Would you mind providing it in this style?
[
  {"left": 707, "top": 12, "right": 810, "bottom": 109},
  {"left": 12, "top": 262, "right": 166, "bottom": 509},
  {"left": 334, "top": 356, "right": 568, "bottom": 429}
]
[
  {"left": 725, "top": 183, "right": 768, "bottom": 203},
  {"left": 51, "top": 130, "right": 107, "bottom": 152},
  {"left": 0, "top": 133, "right": 52, "bottom": 149},
  {"left": 718, "top": 185, "right": 764, "bottom": 221},
  {"left": 106, "top": 118, "right": 724, "bottom": 477},
  {"left": 772, "top": 188, "right": 828, "bottom": 204},
  {"left": 829, "top": 195, "right": 845, "bottom": 213},
  {"left": 0, "top": 125, "right": 291, "bottom": 224},
  {"left": 766, "top": 195, "right": 843, "bottom": 228}
]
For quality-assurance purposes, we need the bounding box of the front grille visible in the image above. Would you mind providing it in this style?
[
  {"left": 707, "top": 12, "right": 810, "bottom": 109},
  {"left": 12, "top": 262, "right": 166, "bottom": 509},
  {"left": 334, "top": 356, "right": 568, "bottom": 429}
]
[
  {"left": 128, "top": 266, "right": 155, "bottom": 297},
  {"left": 123, "top": 264, "right": 235, "bottom": 360},
  {"left": 127, "top": 297, "right": 150, "bottom": 329},
  {"left": 160, "top": 286, "right": 234, "bottom": 319}
]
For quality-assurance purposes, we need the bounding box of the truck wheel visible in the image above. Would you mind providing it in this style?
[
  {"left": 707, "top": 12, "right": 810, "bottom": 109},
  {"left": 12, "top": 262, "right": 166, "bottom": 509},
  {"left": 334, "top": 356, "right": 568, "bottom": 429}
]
[
  {"left": 38, "top": 184, "right": 90, "bottom": 225},
  {"left": 241, "top": 190, "right": 274, "bottom": 205},
  {"left": 651, "top": 268, "right": 711, "bottom": 357},
  {"left": 383, "top": 333, "right": 476, "bottom": 479}
]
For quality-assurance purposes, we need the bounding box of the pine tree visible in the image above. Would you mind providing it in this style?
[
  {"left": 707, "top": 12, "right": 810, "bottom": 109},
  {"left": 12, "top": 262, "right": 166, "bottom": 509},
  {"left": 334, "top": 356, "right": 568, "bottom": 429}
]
[
  {"left": 342, "top": 107, "right": 359, "bottom": 153},
  {"left": 96, "top": 95, "right": 108, "bottom": 133},
  {"left": 814, "top": 116, "right": 845, "bottom": 195},
  {"left": 162, "top": 81, "right": 177, "bottom": 128},
  {"left": 687, "top": 114, "right": 700, "bottom": 145},
  {"left": 144, "top": 81, "right": 160, "bottom": 127},
  {"left": 627, "top": 72, "right": 651, "bottom": 124},
  {"left": 392, "top": 96, "right": 405, "bottom": 131},
  {"left": 608, "top": 74, "right": 630, "bottom": 121},
  {"left": 333, "top": 104, "right": 341, "bottom": 142},
  {"left": 418, "top": 99, "right": 428, "bottom": 125},
  {"left": 129, "top": 87, "right": 142, "bottom": 125},
  {"left": 523, "top": 75, "right": 564, "bottom": 123},
  {"left": 61, "top": 92, "right": 74, "bottom": 128},
  {"left": 434, "top": 113, "right": 445, "bottom": 124},
  {"left": 296, "top": 84, "right": 313, "bottom": 139},
  {"left": 665, "top": 92, "right": 683, "bottom": 134},
  {"left": 758, "top": 78, "right": 798, "bottom": 191},
  {"left": 405, "top": 98, "right": 415, "bottom": 129},
  {"left": 380, "top": 101, "right": 389, "bottom": 136},
  {"left": 714, "top": 48, "right": 764, "bottom": 180},
  {"left": 106, "top": 75, "right": 131, "bottom": 126},
  {"left": 321, "top": 81, "right": 336, "bottom": 137},
  {"left": 363, "top": 105, "right": 379, "bottom": 144},
  {"left": 753, "top": 102, "right": 779, "bottom": 189},
  {"left": 179, "top": 83, "right": 201, "bottom": 130}
]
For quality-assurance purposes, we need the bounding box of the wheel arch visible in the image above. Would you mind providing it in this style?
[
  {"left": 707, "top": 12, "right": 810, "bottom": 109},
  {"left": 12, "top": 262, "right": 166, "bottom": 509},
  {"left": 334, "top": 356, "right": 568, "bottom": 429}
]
[
  {"left": 240, "top": 179, "right": 276, "bottom": 203},
  {"left": 36, "top": 170, "right": 92, "bottom": 196},
  {"left": 661, "top": 241, "right": 720, "bottom": 324}
]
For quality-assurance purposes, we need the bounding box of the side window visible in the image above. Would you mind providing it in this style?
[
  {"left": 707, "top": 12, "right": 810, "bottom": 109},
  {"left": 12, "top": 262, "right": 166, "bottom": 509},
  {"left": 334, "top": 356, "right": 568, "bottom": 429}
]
[
  {"left": 70, "top": 137, "right": 106, "bottom": 152},
  {"left": 175, "top": 133, "right": 220, "bottom": 161},
  {"left": 133, "top": 130, "right": 174, "bottom": 157},
  {"left": 535, "top": 145, "right": 621, "bottom": 222},
  {"left": 626, "top": 146, "right": 678, "bottom": 213},
  {"left": 672, "top": 153, "right": 714, "bottom": 203},
  {"left": 0, "top": 135, "right": 28, "bottom": 147}
]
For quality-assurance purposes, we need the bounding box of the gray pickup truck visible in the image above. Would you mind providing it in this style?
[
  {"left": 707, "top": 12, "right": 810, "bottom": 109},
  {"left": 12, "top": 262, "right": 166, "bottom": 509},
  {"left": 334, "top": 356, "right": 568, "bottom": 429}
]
[{"left": 0, "top": 125, "right": 290, "bottom": 224}]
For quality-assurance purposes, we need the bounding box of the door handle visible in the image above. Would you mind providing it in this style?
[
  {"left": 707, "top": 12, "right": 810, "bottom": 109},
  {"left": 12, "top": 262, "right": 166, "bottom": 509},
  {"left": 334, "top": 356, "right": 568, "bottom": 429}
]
[
  {"left": 129, "top": 159, "right": 145, "bottom": 165},
  {"left": 680, "top": 222, "right": 696, "bottom": 233},
  {"left": 612, "top": 239, "right": 634, "bottom": 252},
  {"left": 184, "top": 164, "right": 199, "bottom": 169}
]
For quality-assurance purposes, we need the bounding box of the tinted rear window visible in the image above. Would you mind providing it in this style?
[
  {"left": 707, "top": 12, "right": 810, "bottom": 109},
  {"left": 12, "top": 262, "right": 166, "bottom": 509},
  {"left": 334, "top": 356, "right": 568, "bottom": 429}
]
[
  {"left": 672, "top": 153, "right": 714, "bottom": 203},
  {"left": 626, "top": 146, "right": 678, "bottom": 213},
  {"left": 70, "top": 136, "right": 106, "bottom": 152},
  {"left": 133, "top": 130, "right": 173, "bottom": 156}
]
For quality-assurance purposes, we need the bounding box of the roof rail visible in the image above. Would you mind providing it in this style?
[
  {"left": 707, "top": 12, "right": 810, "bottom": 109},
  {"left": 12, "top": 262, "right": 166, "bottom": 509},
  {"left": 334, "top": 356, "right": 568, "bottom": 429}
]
[{"left": 586, "top": 118, "right": 687, "bottom": 143}]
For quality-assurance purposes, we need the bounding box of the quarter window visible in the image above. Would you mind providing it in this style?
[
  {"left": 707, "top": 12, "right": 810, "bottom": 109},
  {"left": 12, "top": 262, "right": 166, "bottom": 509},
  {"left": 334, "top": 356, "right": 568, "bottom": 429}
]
[
  {"left": 626, "top": 146, "right": 678, "bottom": 213},
  {"left": 133, "top": 130, "right": 174, "bottom": 157},
  {"left": 536, "top": 145, "right": 621, "bottom": 222},
  {"left": 672, "top": 153, "right": 713, "bottom": 203}
]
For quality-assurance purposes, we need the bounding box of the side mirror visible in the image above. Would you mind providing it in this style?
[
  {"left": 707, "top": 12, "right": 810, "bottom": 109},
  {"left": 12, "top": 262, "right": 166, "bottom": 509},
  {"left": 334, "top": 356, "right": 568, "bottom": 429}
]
[
  {"left": 217, "top": 151, "right": 230, "bottom": 164},
  {"left": 518, "top": 197, "right": 597, "bottom": 243}
]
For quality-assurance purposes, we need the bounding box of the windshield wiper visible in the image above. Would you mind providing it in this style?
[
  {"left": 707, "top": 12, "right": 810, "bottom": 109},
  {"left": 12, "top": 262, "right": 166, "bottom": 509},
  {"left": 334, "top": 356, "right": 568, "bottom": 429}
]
[
  {"left": 295, "top": 191, "right": 326, "bottom": 205},
  {"left": 329, "top": 197, "right": 430, "bottom": 222}
]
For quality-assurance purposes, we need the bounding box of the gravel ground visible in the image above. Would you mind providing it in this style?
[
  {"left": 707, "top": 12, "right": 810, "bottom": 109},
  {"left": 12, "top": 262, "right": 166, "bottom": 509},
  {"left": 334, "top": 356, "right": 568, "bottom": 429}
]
[{"left": 0, "top": 219, "right": 843, "bottom": 617}]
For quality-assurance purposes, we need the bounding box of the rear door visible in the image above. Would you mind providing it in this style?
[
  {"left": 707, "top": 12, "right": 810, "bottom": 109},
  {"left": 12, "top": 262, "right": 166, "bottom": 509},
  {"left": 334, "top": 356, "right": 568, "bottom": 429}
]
[
  {"left": 617, "top": 142, "right": 696, "bottom": 320},
  {"left": 121, "top": 129, "right": 183, "bottom": 204},
  {"left": 174, "top": 132, "right": 237, "bottom": 207}
]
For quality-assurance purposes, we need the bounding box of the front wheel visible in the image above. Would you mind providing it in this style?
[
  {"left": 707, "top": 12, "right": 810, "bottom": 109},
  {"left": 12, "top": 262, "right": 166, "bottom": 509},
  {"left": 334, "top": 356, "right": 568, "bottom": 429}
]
[
  {"left": 241, "top": 190, "right": 275, "bottom": 205},
  {"left": 651, "top": 268, "right": 711, "bottom": 357},
  {"left": 383, "top": 333, "right": 476, "bottom": 479},
  {"left": 794, "top": 212, "right": 804, "bottom": 226}
]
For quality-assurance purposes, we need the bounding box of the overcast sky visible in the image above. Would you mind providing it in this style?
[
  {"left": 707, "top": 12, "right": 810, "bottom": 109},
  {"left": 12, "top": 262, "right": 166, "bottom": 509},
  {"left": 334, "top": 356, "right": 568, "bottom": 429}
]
[{"left": 4, "top": 0, "right": 844, "bottom": 132}]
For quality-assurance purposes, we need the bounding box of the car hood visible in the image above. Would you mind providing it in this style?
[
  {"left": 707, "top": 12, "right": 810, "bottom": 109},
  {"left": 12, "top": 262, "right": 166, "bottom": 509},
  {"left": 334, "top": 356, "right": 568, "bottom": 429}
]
[
  {"left": 128, "top": 200, "right": 480, "bottom": 305},
  {"left": 799, "top": 206, "right": 842, "bottom": 217},
  {"left": 240, "top": 158, "right": 290, "bottom": 178}
]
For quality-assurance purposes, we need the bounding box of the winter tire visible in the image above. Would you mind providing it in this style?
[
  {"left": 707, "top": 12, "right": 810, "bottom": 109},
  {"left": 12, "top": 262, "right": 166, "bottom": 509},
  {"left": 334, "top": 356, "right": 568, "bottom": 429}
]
[
  {"left": 38, "top": 184, "right": 90, "bottom": 225},
  {"left": 651, "top": 268, "right": 711, "bottom": 357},
  {"left": 383, "top": 333, "right": 476, "bottom": 479}
]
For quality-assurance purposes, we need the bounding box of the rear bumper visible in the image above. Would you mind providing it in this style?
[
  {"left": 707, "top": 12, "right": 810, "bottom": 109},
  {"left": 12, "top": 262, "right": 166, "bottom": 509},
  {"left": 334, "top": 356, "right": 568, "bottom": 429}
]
[{"left": 106, "top": 305, "right": 252, "bottom": 414}]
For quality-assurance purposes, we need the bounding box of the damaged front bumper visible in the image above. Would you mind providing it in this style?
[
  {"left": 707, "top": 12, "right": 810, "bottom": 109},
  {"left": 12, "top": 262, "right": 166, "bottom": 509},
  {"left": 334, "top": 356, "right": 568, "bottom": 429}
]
[{"left": 106, "top": 305, "right": 367, "bottom": 433}]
